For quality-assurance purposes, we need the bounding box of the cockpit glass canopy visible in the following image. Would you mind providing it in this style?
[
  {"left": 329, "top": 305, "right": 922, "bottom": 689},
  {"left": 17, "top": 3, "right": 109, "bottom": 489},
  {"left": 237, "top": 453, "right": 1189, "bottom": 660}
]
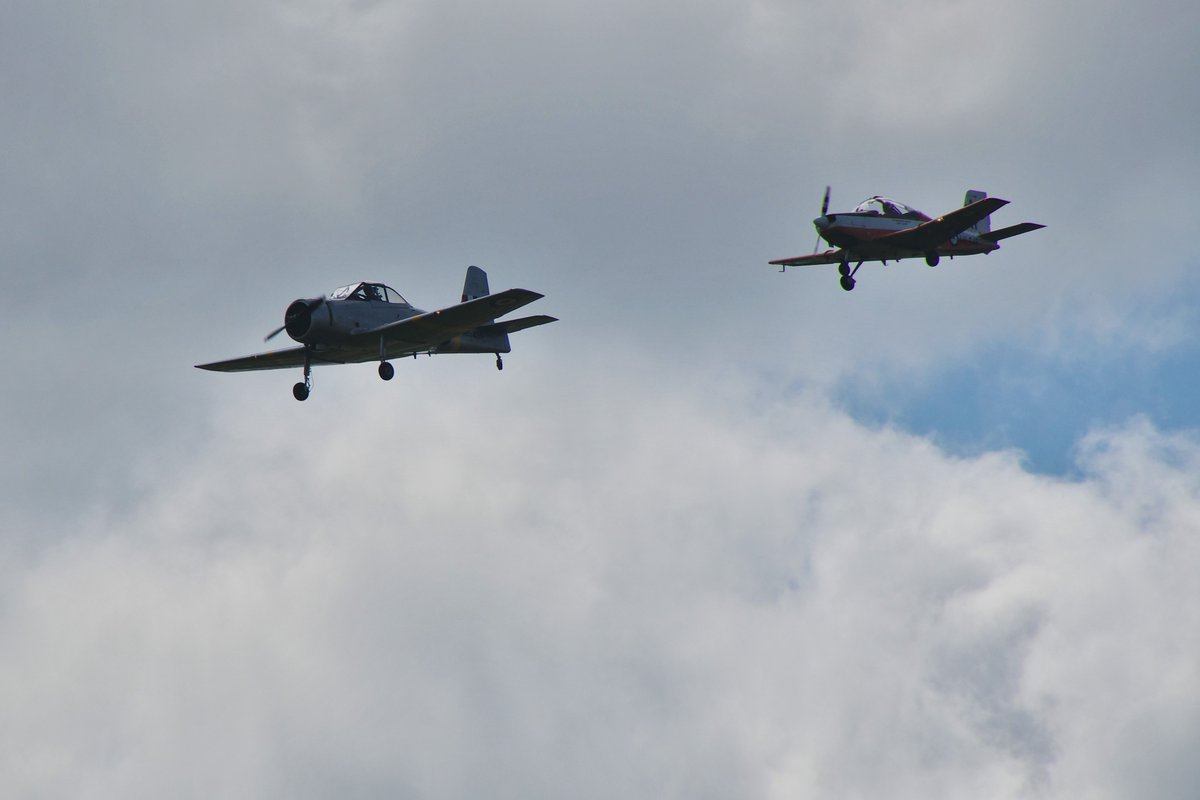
[
  {"left": 329, "top": 282, "right": 410, "bottom": 305},
  {"left": 853, "top": 196, "right": 927, "bottom": 220}
]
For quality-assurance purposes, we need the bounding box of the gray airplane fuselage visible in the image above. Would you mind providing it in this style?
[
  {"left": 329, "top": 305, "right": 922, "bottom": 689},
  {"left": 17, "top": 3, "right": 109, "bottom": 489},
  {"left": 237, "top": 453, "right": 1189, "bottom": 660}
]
[{"left": 285, "top": 289, "right": 508, "bottom": 358}]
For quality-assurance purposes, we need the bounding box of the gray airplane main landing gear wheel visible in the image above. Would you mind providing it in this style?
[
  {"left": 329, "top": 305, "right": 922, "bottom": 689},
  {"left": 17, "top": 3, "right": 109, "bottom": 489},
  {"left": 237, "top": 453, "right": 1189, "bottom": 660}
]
[
  {"left": 925, "top": 252, "right": 940, "bottom": 267},
  {"left": 294, "top": 348, "right": 313, "bottom": 401},
  {"left": 378, "top": 361, "right": 395, "bottom": 381},
  {"left": 495, "top": 354, "right": 504, "bottom": 371},
  {"left": 840, "top": 275, "right": 856, "bottom": 291}
]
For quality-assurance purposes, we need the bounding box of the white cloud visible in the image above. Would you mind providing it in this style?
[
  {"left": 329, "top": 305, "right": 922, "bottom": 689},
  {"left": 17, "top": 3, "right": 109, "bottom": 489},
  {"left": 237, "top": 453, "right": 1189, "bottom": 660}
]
[{"left": 2, "top": 361, "right": 1197, "bottom": 798}]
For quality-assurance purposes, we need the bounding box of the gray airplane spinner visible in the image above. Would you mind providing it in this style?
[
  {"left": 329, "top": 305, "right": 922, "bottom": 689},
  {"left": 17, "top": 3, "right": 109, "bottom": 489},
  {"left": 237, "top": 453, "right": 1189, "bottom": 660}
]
[{"left": 196, "top": 266, "right": 557, "bottom": 400}]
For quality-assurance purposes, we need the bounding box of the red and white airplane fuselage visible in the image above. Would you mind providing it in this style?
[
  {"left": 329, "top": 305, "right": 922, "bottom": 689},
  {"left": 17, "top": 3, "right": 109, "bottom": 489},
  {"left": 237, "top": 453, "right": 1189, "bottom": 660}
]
[{"left": 817, "top": 203, "right": 995, "bottom": 259}]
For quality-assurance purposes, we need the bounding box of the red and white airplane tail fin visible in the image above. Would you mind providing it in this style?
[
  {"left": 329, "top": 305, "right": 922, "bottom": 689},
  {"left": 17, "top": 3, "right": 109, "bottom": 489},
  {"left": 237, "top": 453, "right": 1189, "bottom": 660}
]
[{"left": 964, "top": 190, "right": 991, "bottom": 235}]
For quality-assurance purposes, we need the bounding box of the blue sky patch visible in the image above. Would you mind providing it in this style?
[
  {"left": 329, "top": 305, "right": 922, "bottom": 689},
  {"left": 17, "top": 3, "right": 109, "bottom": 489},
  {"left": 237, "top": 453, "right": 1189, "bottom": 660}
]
[{"left": 836, "top": 297, "right": 1200, "bottom": 476}]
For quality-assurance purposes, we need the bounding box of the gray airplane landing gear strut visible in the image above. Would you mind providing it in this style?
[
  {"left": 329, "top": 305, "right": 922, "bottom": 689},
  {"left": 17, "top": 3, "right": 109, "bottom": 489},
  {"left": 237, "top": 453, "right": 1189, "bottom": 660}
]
[
  {"left": 293, "top": 349, "right": 312, "bottom": 401},
  {"left": 377, "top": 335, "right": 394, "bottom": 381},
  {"left": 495, "top": 353, "right": 504, "bottom": 371}
]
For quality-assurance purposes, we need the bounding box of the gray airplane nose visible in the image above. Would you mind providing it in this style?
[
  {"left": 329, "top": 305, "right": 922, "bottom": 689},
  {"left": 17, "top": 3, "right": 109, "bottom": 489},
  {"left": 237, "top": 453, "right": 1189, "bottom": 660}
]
[
  {"left": 284, "top": 296, "right": 325, "bottom": 340},
  {"left": 815, "top": 214, "right": 835, "bottom": 230}
]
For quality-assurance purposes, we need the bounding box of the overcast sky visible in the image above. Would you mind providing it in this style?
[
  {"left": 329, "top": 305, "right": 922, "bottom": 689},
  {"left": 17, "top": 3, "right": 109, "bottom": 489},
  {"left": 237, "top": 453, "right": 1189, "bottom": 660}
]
[{"left": 3, "top": 1, "right": 1199, "bottom": 797}]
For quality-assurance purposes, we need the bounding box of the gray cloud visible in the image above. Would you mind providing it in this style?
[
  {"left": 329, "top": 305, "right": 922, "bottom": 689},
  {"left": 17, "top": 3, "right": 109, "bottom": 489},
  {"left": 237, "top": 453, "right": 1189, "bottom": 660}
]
[{"left": 4, "top": 1, "right": 1200, "bottom": 796}]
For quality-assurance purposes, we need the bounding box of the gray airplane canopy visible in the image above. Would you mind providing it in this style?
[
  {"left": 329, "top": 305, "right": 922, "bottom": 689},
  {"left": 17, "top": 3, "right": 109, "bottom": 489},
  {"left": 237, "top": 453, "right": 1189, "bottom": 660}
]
[{"left": 328, "top": 282, "right": 411, "bottom": 305}]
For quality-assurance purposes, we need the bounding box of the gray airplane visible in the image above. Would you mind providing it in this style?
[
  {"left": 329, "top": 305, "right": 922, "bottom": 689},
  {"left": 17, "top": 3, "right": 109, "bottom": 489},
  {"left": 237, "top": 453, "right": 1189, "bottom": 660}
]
[{"left": 196, "top": 266, "right": 556, "bottom": 400}]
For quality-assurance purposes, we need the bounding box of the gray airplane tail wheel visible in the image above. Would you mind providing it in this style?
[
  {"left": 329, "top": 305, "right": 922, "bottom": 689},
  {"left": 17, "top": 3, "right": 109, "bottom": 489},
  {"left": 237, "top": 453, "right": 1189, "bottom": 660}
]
[
  {"left": 840, "top": 275, "right": 856, "bottom": 291},
  {"left": 292, "top": 382, "right": 310, "bottom": 401},
  {"left": 378, "top": 362, "right": 395, "bottom": 381}
]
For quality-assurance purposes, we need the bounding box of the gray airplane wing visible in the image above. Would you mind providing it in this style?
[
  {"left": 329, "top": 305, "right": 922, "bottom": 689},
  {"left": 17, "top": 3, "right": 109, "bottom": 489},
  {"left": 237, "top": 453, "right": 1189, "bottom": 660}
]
[
  {"left": 195, "top": 346, "right": 351, "bottom": 372},
  {"left": 353, "top": 288, "right": 545, "bottom": 344}
]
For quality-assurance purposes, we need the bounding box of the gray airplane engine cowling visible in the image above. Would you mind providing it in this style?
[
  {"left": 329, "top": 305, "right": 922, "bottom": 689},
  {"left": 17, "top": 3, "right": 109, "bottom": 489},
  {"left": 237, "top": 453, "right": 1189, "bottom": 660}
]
[{"left": 284, "top": 297, "right": 334, "bottom": 343}]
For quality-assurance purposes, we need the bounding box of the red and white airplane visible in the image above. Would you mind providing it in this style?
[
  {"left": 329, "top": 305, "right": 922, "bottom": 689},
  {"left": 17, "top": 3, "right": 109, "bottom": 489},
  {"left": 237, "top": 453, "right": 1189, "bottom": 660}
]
[{"left": 770, "top": 188, "right": 1044, "bottom": 291}]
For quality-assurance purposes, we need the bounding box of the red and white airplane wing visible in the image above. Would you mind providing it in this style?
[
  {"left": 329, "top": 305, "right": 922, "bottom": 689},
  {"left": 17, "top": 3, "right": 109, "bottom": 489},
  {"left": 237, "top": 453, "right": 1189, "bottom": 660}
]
[
  {"left": 768, "top": 250, "right": 847, "bottom": 267},
  {"left": 983, "top": 221, "right": 1046, "bottom": 242},
  {"left": 875, "top": 196, "right": 1009, "bottom": 251}
]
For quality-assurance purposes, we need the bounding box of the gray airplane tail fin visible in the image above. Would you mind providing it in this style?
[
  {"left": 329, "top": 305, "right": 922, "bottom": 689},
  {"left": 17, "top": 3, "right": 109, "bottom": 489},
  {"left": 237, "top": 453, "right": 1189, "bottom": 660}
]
[
  {"left": 434, "top": 266, "right": 556, "bottom": 358},
  {"left": 462, "top": 265, "right": 491, "bottom": 302},
  {"left": 964, "top": 190, "right": 991, "bottom": 235},
  {"left": 459, "top": 265, "right": 510, "bottom": 353}
]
